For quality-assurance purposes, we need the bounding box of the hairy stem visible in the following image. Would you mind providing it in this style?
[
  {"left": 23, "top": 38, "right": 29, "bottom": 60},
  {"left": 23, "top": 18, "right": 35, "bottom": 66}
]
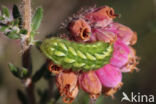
[
  {"left": 21, "top": 0, "right": 35, "bottom": 104},
  {"left": 22, "top": 0, "right": 32, "bottom": 40}
]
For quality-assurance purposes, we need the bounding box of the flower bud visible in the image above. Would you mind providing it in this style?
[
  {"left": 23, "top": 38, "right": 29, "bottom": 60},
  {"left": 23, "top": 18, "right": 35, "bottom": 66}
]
[
  {"left": 110, "top": 41, "right": 130, "bottom": 68},
  {"left": 79, "top": 71, "right": 102, "bottom": 99},
  {"left": 105, "top": 22, "right": 137, "bottom": 45},
  {"left": 85, "top": 6, "right": 117, "bottom": 27},
  {"left": 69, "top": 19, "right": 91, "bottom": 42},
  {"left": 95, "top": 64, "right": 122, "bottom": 88},
  {"left": 56, "top": 71, "right": 78, "bottom": 103}
]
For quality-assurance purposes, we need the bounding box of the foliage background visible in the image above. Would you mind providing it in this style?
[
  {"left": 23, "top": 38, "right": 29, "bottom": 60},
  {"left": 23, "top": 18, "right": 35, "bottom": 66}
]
[{"left": 0, "top": 0, "right": 156, "bottom": 104}]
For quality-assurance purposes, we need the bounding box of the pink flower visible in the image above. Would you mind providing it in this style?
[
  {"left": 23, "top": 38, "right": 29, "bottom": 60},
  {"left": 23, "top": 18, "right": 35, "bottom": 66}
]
[
  {"left": 79, "top": 71, "right": 102, "bottom": 99},
  {"left": 89, "top": 28, "right": 116, "bottom": 43},
  {"left": 95, "top": 64, "right": 122, "bottom": 88},
  {"left": 85, "top": 6, "right": 117, "bottom": 27},
  {"left": 104, "top": 22, "right": 137, "bottom": 45},
  {"left": 110, "top": 41, "right": 130, "bottom": 68},
  {"left": 120, "top": 47, "right": 139, "bottom": 72}
]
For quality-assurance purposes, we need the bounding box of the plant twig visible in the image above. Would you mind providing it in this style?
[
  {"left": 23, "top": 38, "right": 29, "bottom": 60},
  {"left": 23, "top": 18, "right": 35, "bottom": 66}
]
[
  {"left": 22, "top": 0, "right": 31, "bottom": 40},
  {"left": 21, "top": 0, "right": 35, "bottom": 104}
]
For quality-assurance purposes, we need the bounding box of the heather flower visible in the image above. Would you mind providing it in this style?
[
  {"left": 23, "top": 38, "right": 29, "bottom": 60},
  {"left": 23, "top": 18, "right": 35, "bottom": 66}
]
[
  {"left": 104, "top": 22, "right": 137, "bottom": 45},
  {"left": 120, "top": 47, "right": 139, "bottom": 72},
  {"left": 56, "top": 71, "right": 79, "bottom": 103},
  {"left": 45, "top": 5, "right": 138, "bottom": 103},
  {"left": 90, "top": 28, "right": 117, "bottom": 43},
  {"left": 95, "top": 64, "right": 122, "bottom": 88},
  {"left": 85, "top": 6, "right": 117, "bottom": 27},
  {"left": 110, "top": 41, "right": 130, "bottom": 68},
  {"left": 78, "top": 71, "right": 102, "bottom": 99},
  {"left": 110, "top": 41, "right": 139, "bottom": 72}
]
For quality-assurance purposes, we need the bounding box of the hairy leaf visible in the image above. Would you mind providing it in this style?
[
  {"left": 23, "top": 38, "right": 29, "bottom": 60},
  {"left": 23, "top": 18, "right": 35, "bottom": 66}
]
[{"left": 31, "top": 8, "right": 43, "bottom": 32}]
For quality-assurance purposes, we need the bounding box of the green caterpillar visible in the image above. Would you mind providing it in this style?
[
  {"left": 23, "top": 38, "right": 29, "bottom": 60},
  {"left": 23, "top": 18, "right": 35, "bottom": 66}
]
[{"left": 40, "top": 37, "right": 113, "bottom": 71}]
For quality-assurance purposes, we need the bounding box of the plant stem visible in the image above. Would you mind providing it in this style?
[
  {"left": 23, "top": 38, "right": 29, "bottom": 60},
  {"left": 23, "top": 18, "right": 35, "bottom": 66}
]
[
  {"left": 22, "top": 0, "right": 32, "bottom": 40},
  {"left": 21, "top": 0, "right": 35, "bottom": 104}
]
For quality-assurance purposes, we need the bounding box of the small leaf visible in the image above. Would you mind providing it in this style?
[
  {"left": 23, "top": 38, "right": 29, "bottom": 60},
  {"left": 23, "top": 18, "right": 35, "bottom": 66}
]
[
  {"left": 17, "top": 89, "right": 28, "bottom": 104},
  {"left": 31, "top": 8, "right": 43, "bottom": 32},
  {"left": 0, "top": 26, "right": 8, "bottom": 32},
  {"left": 20, "top": 29, "right": 28, "bottom": 34},
  {"left": 8, "top": 63, "right": 19, "bottom": 77},
  {"left": 12, "top": 5, "right": 22, "bottom": 26},
  {"left": 1, "top": 6, "right": 10, "bottom": 18},
  {"left": 8, "top": 63, "right": 29, "bottom": 79},
  {"left": 35, "top": 40, "right": 42, "bottom": 51},
  {"left": 20, "top": 67, "right": 29, "bottom": 79},
  {"left": 0, "top": 16, "right": 4, "bottom": 20},
  {"left": 13, "top": 19, "right": 19, "bottom": 26},
  {"left": 7, "top": 31, "right": 20, "bottom": 39}
]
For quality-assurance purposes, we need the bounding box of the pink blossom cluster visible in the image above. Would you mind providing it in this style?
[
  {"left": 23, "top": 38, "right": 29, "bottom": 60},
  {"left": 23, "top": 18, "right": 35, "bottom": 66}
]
[{"left": 48, "top": 6, "right": 139, "bottom": 103}]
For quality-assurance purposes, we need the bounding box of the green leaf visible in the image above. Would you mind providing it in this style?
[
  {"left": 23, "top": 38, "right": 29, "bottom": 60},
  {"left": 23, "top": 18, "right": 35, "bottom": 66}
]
[
  {"left": 20, "top": 29, "right": 28, "bottom": 34},
  {"left": 13, "top": 19, "right": 19, "bottom": 26},
  {"left": 7, "top": 31, "right": 20, "bottom": 39},
  {"left": 35, "top": 40, "right": 42, "bottom": 50},
  {"left": 8, "top": 63, "right": 29, "bottom": 79},
  {"left": 17, "top": 89, "right": 28, "bottom": 104},
  {"left": 0, "top": 26, "right": 8, "bottom": 32},
  {"left": 31, "top": 8, "right": 43, "bottom": 32},
  {"left": 20, "top": 67, "right": 29, "bottom": 79},
  {"left": 8, "top": 63, "right": 19, "bottom": 77},
  {"left": 0, "top": 16, "right": 4, "bottom": 20},
  {"left": 1, "top": 6, "right": 10, "bottom": 18},
  {"left": 12, "top": 5, "right": 22, "bottom": 27}
]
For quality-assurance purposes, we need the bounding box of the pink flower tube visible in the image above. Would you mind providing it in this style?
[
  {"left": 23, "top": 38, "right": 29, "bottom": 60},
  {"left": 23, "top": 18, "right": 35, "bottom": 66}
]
[
  {"left": 95, "top": 64, "right": 122, "bottom": 88},
  {"left": 120, "top": 47, "right": 139, "bottom": 72},
  {"left": 104, "top": 22, "right": 137, "bottom": 45},
  {"left": 110, "top": 41, "right": 130, "bottom": 68}
]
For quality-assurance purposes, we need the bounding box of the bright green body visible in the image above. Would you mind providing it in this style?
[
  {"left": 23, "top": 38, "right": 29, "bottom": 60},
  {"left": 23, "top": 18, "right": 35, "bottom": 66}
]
[{"left": 40, "top": 37, "right": 113, "bottom": 71}]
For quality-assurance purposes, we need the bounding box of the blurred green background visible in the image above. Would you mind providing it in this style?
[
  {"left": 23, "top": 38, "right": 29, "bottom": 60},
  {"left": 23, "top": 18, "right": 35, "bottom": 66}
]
[{"left": 0, "top": 0, "right": 156, "bottom": 104}]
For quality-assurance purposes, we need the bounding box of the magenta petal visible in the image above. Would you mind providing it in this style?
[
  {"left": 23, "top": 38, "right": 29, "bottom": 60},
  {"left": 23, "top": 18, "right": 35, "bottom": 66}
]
[
  {"left": 95, "top": 64, "right": 122, "bottom": 88},
  {"left": 104, "top": 22, "right": 136, "bottom": 45},
  {"left": 110, "top": 41, "right": 130, "bottom": 68}
]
